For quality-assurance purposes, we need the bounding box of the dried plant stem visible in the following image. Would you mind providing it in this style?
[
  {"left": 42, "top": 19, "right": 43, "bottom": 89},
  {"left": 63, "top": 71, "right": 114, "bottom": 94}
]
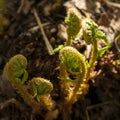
[
  {"left": 85, "top": 100, "right": 116, "bottom": 120},
  {"left": 0, "top": 98, "right": 25, "bottom": 111},
  {"left": 17, "top": 0, "right": 25, "bottom": 14},
  {"left": 105, "top": 1, "right": 120, "bottom": 8},
  {"left": 32, "top": 8, "right": 54, "bottom": 55}
]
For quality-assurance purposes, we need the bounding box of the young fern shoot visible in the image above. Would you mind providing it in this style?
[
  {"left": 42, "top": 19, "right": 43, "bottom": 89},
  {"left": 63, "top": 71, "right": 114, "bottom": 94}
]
[
  {"left": 58, "top": 8, "right": 110, "bottom": 107},
  {"left": 80, "top": 18, "right": 110, "bottom": 81},
  {"left": 65, "top": 8, "right": 81, "bottom": 46},
  {"left": 28, "top": 77, "right": 55, "bottom": 111},
  {"left": 59, "top": 46, "right": 87, "bottom": 104},
  {"left": 3, "top": 54, "right": 55, "bottom": 114},
  {"left": 3, "top": 54, "right": 28, "bottom": 84},
  {"left": 3, "top": 55, "right": 40, "bottom": 113},
  {"left": 54, "top": 8, "right": 81, "bottom": 52}
]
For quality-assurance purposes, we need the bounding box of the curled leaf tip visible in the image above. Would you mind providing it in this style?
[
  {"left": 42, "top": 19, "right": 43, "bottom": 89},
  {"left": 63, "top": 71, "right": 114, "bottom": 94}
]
[
  {"left": 81, "top": 18, "right": 98, "bottom": 44},
  {"left": 4, "top": 54, "right": 28, "bottom": 84},
  {"left": 65, "top": 8, "right": 81, "bottom": 37},
  {"left": 28, "top": 77, "right": 53, "bottom": 98},
  {"left": 59, "top": 46, "right": 87, "bottom": 77}
]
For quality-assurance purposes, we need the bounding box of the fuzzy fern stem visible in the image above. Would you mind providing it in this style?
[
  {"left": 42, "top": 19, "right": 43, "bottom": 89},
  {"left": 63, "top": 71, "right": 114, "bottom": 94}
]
[
  {"left": 81, "top": 18, "right": 110, "bottom": 81},
  {"left": 86, "top": 40, "right": 98, "bottom": 81},
  {"left": 59, "top": 46, "right": 87, "bottom": 104},
  {"left": 15, "top": 84, "right": 40, "bottom": 113}
]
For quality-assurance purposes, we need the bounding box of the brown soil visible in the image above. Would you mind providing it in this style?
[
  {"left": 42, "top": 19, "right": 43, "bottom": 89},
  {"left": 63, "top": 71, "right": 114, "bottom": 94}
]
[{"left": 0, "top": 0, "right": 120, "bottom": 120}]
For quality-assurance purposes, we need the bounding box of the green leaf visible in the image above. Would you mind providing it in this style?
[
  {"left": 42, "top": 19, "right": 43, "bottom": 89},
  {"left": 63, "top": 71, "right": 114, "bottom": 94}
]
[
  {"left": 65, "top": 8, "right": 81, "bottom": 38},
  {"left": 60, "top": 77, "right": 76, "bottom": 82},
  {"left": 85, "top": 60, "right": 90, "bottom": 68},
  {"left": 96, "top": 30, "right": 110, "bottom": 47},
  {"left": 116, "top": 34, "right": 120, "bottom": 40},
  {"left": 98, "top": 46, "right": 109, "bottom": 57},
  {"left": 54, "top": 45, "right": 64, "bottom": 53}
]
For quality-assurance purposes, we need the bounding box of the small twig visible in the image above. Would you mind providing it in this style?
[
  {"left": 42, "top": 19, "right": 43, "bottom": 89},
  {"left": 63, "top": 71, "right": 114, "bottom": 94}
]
[
  {"left": 85, "top": 100, "right": 115, "bottom": 120},
  {"left": 115, "top": 36, "right": 120, "bottom": 52},
  {"left": 17, "top": 0, "right": 25, "bottom": 14},
  {"left": 0, "top": 98, "right": 25, "bottom": 111},
  {"left": 105, "top": 1, "right": 120, "bottom": 8},
  {"left": 86, "top": 100, "right": 115, "bottom": 110},
  {"left": 85, "top": 109, "right": 90, "bottom": 120},
  {"left": 32, "top": 8, "right": 54, "bottom": 55},
  {"left": 28, "top": 22, "right": 51, "bottom": 32}
]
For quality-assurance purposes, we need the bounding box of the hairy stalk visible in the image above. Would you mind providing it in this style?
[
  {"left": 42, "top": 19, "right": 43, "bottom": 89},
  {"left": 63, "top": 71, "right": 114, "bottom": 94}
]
[
  {"left": 81, "top": 18, "right": 110, "bottom": 81},
  {"left": 86, "top": 40, "right": 98, "bottom": 81},
  {"left": 68, "top": 75, "right": 85, "bottom": 105},
  {"left": 15, "top": 84, "right": 40, "bottom": 113},
  {"left": 66, "top": 36, "right": 72, "bottom": 46},
  {"left": 59, "top": 46, "right": 87, "bottom": 120},
  {"left": 59, "top": 46, "right": 87, "bottom": 103}
]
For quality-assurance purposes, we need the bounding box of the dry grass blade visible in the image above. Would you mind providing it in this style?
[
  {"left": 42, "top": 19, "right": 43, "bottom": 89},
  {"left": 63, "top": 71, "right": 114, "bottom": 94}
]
[
  {"left": 85, "top": 100, "right": 116, "bottom": 120},
  {"left": 17, "top": 0, "right": 25, "bottom": 14},
  {"left": 105, "top": 1, "right": 120, "bottom": 8},
  {"left": 32, "top": 8, "right": 54, "bottom": 55},
  {"left": 0, "top": 98, "right": 25, "bottom": 111}
]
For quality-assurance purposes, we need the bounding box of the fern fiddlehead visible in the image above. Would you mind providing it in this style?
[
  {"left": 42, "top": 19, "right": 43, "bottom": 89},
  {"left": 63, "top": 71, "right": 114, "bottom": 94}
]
[
  {"left": 28, "top": 77, "right": 53, "bottom": 98},
  {"left": 59, "top": 9, "right": 110, "bottom": 105},
  {"left": 28, "top": 77, "right": 54, "bottom": 111},
  {"left": 65, "top": 8, "right": 81, "bottom": 46},
  {"left": 3, "top": 55, "right": 40, "bottom": 113},
  {"left": 81, "top": 18, "right": 98, "bottom": 80},
  {"left": 3, "top": 54, "right": 55, "bottom": 113},
  {"left": 81, "top": 18, "right": 110, "bottom": 80},
  {"left": 3, "top": 54, "right": 28, "bottom": 84},
  {"left": 59, "top": 46, "right": 87, "bottom": 103},
  {"left": 54, "top": 8, "right": 110, "bottom": 120}
]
